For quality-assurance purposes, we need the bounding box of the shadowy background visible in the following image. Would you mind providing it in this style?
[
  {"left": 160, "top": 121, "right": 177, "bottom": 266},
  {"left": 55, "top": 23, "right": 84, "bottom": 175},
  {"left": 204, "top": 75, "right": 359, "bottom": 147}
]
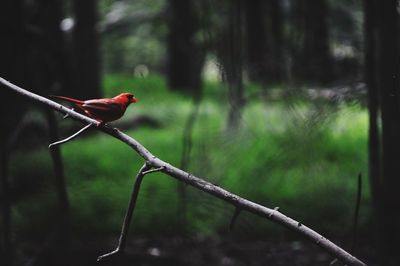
[{"left": 0, "top": 0, "right": 399, "bottom": 265}]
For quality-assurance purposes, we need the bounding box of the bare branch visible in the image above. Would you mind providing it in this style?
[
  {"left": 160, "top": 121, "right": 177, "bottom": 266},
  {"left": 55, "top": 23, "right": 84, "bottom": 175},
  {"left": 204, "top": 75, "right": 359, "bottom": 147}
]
[
  {"left": 0, "top": 77, "right": 368, "bottom": 266},
  {"left": 142, "top": 166, "right": 165, "bottom": 175},
  {"left": 48, "top": 124, "right": 92, "bottom": 148},
  {"left": 351, "top": 173, "right": 362, "bottom": 253},
  {"left": 97, "top": 163, "right": 151, "bottom": 261},
  {"left": 229, "top": 207, "right": 241, "bottom": 232},
  {"left": 269, "top": 206, "right": 280, "bottom": 218},
  {"left": 63, "top": 108, "right": 75, "bottom": 119}
]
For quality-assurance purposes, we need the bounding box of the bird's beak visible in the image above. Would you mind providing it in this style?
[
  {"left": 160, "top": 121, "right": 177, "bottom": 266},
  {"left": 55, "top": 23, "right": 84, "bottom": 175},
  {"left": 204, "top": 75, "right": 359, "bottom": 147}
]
[{"left": 131, "top": 97, "right": 138, "bottom": 103}]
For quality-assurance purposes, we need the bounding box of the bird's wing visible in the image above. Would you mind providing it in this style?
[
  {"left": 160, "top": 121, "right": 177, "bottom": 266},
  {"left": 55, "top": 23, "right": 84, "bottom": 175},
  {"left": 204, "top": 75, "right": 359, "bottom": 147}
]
[{"left": 82, "top": 99, "right": 122, "bottom": 112}]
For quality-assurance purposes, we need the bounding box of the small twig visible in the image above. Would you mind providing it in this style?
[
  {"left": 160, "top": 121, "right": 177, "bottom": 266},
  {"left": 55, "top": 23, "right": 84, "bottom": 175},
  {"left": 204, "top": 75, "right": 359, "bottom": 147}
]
[
  {"left": 330, "top": 258, "right": 338, "bottom": 265},
  {"left": 63, "top": 108, "right": 74, "bottom": 119},
  {"left": 48, "top": 124, "right": 92, "bottom": 148},
  {"left": 178, "top": 100, "right": 201, "bottom": 230},
  {"left": 229, "top": 207, "right": 241, "bottom": 232},
  {"left": 330, "top": 172, "right": 363, "bottom": 266},
  {"left": 351, "top": 173, "right": 362, "bottom": 253},
  {"left": 142, "top": 166, "right": 165, "bottom": 175},
  {"left": 269, "top": 207, "right": 280, "bottom": 218},
  {"left": 97, "top": 163, "right": 153, "bottom": 261}
]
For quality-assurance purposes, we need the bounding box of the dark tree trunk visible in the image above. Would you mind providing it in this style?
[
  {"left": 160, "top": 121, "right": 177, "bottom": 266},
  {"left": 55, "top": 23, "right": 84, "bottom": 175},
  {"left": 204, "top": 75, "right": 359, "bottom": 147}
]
[
  {"left": 267, "top": 0, "right": 284, "bottom": 82},
  {"left": 245, "top": 0, "right": 268, "bottom": 83},
  {"left": 26, "top": 0, "right": 71, "bottom": 217},
  {"left": 0, "top": 147, "right": 12, "bottom": 265},
  {"left": 0, "top": 0, "right": 27, "bottom": 82},
  {"left": 226, "top": 0, "right": 244, "bottom": 130},
  {"left": 366, "top": 0, "right": 400, "bottom": 262},
  {"left": 216, "top": 0, "right": 245, "bottom": 130},
  {"left": 375, "top": 0, "right": 400, "bottom": 259},
  {"left": 27, "top": 0, "right": 71, "bottom": 94},
  {"left": 0, "top": 1, "right": 70, "bottom": 262},
  {"left": 166, "top": 0, "right": 205, "bottom": 98},
  {"left": 364, "top": 0, "right": 380, "bottom": 215},
  {"left": 46, "top": 110, "right": 70, "bottom": 216},
  {"left": 245, "top": 0, "right": 283, "bottom": 84},
  {"left": 0, "top": 1, "right": 28, "bottom": 263},
  {"left": 292, "top": 0, "right": 332, "bottom": 83},
  {"left": 0, "top": 1, "right": 28, "bottom": 125},
  {"left": 73, "top": 0, "right": 101, "bottom": 99}
]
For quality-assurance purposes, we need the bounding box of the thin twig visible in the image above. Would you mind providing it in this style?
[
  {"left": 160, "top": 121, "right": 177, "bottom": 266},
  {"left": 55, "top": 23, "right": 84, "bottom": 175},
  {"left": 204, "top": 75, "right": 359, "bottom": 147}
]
[
  {"left": 269, "top": 207, "right": 280, "bottom": 218},
  {"left": 63, "top": 108, "right": 74, "bottom": 119},
  {"left": 330, "top": 258, "right": 339, "bottom": 265},
  {"left": 0, "top": 77, "right": 367, "bottom": 266},
  {"left": 351, "top": 173, "right": 362, "bottom": 253},
  {"left": 229, "top": 207, "right": 241, "bottom": 232},
  {"left": 178, "top": 100, "right": 201, "bottom": 231},
  {"left": 48, "top": 124, "right": 92, "bottom": 148},
  {"left": 97, "top": 163, "right": 152, "bottom": 261},
  {"left": 142, "top": 166, "right": 165, "bottom": 175}
]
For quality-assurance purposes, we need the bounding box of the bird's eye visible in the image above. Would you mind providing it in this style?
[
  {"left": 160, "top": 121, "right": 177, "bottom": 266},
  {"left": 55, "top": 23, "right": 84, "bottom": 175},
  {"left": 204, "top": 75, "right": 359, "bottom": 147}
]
[{"left": 127, "top": 95, "right": 133, "bottom": 99}]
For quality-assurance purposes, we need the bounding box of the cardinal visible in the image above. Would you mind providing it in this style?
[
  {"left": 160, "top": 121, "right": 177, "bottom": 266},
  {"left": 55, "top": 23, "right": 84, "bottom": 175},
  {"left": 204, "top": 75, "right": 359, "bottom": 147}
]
[{"left": 51, "top": 93, "right": 138, "bottom": 123}]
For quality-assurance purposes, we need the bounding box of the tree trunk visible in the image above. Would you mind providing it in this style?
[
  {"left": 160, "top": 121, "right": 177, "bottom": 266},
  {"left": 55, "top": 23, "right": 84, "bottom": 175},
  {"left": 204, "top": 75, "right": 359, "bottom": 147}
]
[
  {"left": 292, "top": 0, "right": 332, "bottom": 83},
  {"left": 0, "top": 146, "right": 12, "bottom": 266},
  {"left": 27, "top": 0, "right": 71, "bottom": 95},
  {"left": 0, "top": 1, "right": 71, "bottom": 262},
  {"left": 216, "top": 0, "right": 245, "bottom": 130},
  {"left": 46, "top": 110, "right": 70, "bottom": 216},
  {"left": 364, "top": 0, "right": 380, "bottom": 215},
  {"left": 375, "top": 0, "right": 400, "bottom": 258},
  {"left": 245, "top": 0, "right": 268, "bottom": 83},
  {"left": 166, "top": 0, "right": 204, "bottom": 98},
  {"left": 267, "top": 0, "right": 284, "bottom": 82},
  {"left": 0, "top": 2, "right": 27, "bottom": 262},
  {"left": 73, "top": 0, "right": 101, "bottom": 99},
  {"left": 245, "top": 0, "right": 283, "bottom": 84},
  {"left": 366, "top": 0, "right": 400, "bottom": 262}
]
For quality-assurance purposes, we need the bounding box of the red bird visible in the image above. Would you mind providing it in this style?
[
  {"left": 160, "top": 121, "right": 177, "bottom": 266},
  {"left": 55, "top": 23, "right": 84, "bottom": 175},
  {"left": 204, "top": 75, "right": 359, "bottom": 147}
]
[{"left": 51, "top": 93, "right": 138, "bottom": 123}]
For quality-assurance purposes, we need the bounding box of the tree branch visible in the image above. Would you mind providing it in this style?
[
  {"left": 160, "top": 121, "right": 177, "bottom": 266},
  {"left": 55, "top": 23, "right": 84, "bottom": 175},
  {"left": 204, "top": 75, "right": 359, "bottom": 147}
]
[
  {"left": 97, "top": 163, "right": 152, "bottom": 261},
  {"left": 48, "top": 123, "right": 92, "bottom": 148},
  {"left": 0, "top": 77, "right": 367, "bottom": 266},
  {"left": 229, "top": 207, "right": 241, "bottom": 232},
  {"left": 351, "top": 173, "right": 362, "bottom": 253}
]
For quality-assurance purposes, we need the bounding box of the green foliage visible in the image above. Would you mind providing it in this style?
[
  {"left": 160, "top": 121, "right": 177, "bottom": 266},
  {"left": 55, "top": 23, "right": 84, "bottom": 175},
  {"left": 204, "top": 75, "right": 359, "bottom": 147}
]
[{"left": 11, "top": 75, "right": 370, "bottom": 239}]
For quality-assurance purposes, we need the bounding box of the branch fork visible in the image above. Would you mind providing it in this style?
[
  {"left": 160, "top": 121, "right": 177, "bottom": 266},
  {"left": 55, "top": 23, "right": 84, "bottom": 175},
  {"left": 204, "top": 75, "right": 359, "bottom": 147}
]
[{"left": 97, "top": 163, "right": 164, "bottom": 261}]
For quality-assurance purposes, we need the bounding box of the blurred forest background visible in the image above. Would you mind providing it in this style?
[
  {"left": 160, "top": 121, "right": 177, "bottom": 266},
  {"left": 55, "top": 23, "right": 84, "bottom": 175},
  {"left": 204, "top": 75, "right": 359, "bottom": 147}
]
[{"left": 1, "top": 0, "right": 400, "bottom": 265}]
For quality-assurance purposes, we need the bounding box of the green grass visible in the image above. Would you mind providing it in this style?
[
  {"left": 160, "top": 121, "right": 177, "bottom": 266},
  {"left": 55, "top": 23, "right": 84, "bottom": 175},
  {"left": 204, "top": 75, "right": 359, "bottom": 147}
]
[{"left": 10, "top": 74, "right": 370, "bottom": 239}]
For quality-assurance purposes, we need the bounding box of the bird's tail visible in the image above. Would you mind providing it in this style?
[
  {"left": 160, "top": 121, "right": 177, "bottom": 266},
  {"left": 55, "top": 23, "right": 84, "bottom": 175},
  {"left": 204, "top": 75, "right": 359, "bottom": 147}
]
[{"left": 50, "top": 95, "right": 84, "bottom": 105}]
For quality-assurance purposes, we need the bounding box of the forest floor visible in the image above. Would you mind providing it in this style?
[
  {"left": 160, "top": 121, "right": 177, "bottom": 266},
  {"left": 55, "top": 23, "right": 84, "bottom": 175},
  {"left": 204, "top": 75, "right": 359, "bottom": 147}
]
[{"left": 22, "top": 233, "right": 380, "bottom": 266}]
